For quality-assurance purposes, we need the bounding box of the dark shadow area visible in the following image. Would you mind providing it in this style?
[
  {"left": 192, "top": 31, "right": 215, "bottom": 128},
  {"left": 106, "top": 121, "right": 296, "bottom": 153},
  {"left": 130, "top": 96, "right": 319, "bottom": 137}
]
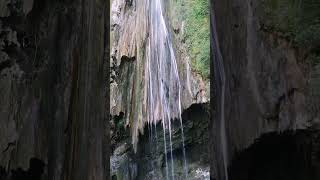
[
  {"left": 133, "top": 103, "right": 210, "bottom": 179},
  {"left": 229, "top": 130, "right": 320, "bottom": 180},
  {"left": 110, "top": 112, "right": 129, "bottom": 152},
  {"left": 0, "top": 158, "right": 45, "bottom": 180}
]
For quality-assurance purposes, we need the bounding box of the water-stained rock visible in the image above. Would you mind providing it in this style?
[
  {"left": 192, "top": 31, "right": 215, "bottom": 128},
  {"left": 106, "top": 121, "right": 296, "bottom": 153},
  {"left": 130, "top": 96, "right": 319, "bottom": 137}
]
[
  {"left": 210, "top": 0, "right": 320, "bottom": 179},
  {"left": 111, "top": 103, "right": 210, "bottom": 179},
  {"left": 110, "top": 0, "right": 209, "bottom": 152}
]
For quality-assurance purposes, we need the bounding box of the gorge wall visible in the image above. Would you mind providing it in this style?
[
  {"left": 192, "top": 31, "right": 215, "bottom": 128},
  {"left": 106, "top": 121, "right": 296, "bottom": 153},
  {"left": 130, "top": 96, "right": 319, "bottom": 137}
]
[
  {"left": 0, "top": 0, "right": 108, "bottom": 179},
  {"left": 211, "top": 0, "right": 320, "bottom": 179}
]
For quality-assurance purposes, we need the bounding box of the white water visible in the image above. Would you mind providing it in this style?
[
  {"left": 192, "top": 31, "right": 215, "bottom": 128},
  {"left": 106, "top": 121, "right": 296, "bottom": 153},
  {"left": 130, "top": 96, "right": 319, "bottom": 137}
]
[
  {"left": 112, "top": 0, "right": 191, "bottom": 178},
  {"left": 146, "top": 0, "right": 189, "bottom": 179}
]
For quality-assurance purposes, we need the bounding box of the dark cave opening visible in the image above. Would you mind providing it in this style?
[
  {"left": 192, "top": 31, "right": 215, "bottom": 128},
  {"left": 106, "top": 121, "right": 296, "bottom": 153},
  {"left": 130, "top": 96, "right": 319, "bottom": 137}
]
[
  {"left": 0, "top": 157, "right": 45, "bottom": 180},
  {"left": 229, "top": 130, "right": 320, "bottom": 180}
]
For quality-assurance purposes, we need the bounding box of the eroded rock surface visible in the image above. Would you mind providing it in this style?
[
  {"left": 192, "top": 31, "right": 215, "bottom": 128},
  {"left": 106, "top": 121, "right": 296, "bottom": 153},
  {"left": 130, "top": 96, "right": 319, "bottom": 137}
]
[
  {"left": 0, "top": 0, "right": 108, "bottom": 179},
  {"left": 111, "top": 104, "right": 210, "bottom": 180},
  {"left": 211, "top": 0, "right": 320, "bottom": 179}
]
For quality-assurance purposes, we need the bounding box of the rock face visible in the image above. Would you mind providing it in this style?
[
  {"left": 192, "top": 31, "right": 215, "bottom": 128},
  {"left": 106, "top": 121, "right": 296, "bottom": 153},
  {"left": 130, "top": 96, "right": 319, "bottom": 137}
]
[
  {"left": 0, "top": 0, "right": 108, "bottom": 179},
  {"left": 211, "top": 0, "right": 320, "bottom": 179},
  {"left": 110, "top": 0, "right": 209, "bottom": 150},
  {"left": 229, "top": 130, "right": 320, "bottom": 180},
  {"left": 110, "top": 104, "right": 210, "bottom": 180}
]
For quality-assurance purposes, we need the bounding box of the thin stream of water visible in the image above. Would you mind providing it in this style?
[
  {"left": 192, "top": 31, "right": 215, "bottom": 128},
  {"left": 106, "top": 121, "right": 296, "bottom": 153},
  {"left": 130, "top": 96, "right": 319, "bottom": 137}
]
[
  {"left": 162, "top": 117, "right": 169, "bottom": 180},
  {"left": 211, "top": 7, "right": 228, "bottom": 180}
]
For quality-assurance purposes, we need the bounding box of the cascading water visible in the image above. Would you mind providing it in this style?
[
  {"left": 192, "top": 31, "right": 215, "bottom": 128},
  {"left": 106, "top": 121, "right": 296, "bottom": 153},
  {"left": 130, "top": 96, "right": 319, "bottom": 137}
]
[
  {"left": 145, "top": 0, "right": 189, "bottom": 179},
  {"left": 211, "top": 6, "right": 229, "bottom": 180}
]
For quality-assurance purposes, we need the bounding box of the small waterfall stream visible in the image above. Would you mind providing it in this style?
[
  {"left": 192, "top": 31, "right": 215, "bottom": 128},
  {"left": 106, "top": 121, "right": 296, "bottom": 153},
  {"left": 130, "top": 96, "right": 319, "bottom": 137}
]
[{"left": 211, "top": 7, "right": 229, "bottom": 180}]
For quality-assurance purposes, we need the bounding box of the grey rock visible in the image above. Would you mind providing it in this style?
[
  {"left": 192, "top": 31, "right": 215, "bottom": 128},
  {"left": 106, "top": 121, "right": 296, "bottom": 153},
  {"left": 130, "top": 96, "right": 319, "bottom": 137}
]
[
  {"left": 111, "top": 103, "right": 210, "bottom": 180},
  {"left": 211, "top": 0, "right": 320, "bottom": 179},
  {"left": 0, "top": 0, "right": 10, "bottom": 17},
  {"left": 0, "top": 0, "right": 108, "bottom": 179}
]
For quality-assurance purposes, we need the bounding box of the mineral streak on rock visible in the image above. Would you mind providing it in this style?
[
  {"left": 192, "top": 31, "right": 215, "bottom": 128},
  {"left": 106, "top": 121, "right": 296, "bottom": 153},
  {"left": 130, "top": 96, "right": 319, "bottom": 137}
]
[{"left": 110, "top": 0, "right": 209, "bottom": 151}]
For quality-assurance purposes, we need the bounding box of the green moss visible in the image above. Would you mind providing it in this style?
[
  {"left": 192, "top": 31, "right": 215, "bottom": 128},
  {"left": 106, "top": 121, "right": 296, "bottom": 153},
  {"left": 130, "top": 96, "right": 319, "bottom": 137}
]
[
  {"left": 262, "top": 0, "right": 320, "bottom": 106},
  {"left": 171, "top": 0, "right": 210, "bottom": 79},
  {"left": 261, "top": 0, "right": 320, "bottom": 62}
]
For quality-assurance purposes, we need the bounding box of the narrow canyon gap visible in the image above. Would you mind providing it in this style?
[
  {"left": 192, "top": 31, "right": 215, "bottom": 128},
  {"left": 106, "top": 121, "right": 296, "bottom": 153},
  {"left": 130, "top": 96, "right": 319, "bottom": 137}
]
[{"left": 0, "top": 0, "right": 319, "bottom": 179}]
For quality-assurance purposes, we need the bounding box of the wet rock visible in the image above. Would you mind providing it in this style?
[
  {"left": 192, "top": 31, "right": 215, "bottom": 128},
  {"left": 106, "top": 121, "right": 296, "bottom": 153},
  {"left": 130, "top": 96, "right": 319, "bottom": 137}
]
[
  {"left": 22, "top": 0, "right": 33, "bottom": 15},
  {"left": 111, "top": 103, "right": 210, "bottom": 179},
  {"left": 0, "top": 0, "right": 10, "bottom": 17},
  {"left": 211, "top": 0, "right": 320, "bottom": 178},
  {"left": 111, "top": 143, "right": 138, "bottom": 180},
  {"left": 189, "top": 166, "right": 210, "bottom": 180}
]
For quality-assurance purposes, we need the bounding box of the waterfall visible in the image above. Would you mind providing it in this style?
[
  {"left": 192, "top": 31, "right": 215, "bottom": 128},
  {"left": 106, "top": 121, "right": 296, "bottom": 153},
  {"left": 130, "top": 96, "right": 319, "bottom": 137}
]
[
  {"left": 146, "top": 0, "right": 188, "bottom": 179},
  {"left": 211, "top": 7, "right": 229, "bottom": 180},
  {"left": 112, "top": 0, "right": 189, "bottom": 178}
]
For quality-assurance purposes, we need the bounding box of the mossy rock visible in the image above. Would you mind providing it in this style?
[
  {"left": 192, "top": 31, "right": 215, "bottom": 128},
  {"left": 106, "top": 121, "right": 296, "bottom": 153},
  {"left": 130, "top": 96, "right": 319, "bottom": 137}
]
[{"left": 260, "top": 0, "right": 320, "bottom": 49}]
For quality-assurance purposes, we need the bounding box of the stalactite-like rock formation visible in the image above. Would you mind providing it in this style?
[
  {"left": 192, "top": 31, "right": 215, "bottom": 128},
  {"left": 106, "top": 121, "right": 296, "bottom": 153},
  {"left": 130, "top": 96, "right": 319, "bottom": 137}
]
[
  {"left": 111, "top": 0, "right": 209, "bottom": 151},
  {"left": 0, "top": 0, "right": 108, "bottom": 179}
]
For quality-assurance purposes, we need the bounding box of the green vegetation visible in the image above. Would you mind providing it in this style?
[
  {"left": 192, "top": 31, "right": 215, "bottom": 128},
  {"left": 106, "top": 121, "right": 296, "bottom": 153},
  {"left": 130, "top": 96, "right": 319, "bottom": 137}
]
[
  {"left": 171, "top": 0, "right": 210, "bottom": 79},
  {"left": 262, "top": 0, "right": 320, "bottom": 64},
  {"left": 262, "top": 0, "right": 320, "bottom": 99}
]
